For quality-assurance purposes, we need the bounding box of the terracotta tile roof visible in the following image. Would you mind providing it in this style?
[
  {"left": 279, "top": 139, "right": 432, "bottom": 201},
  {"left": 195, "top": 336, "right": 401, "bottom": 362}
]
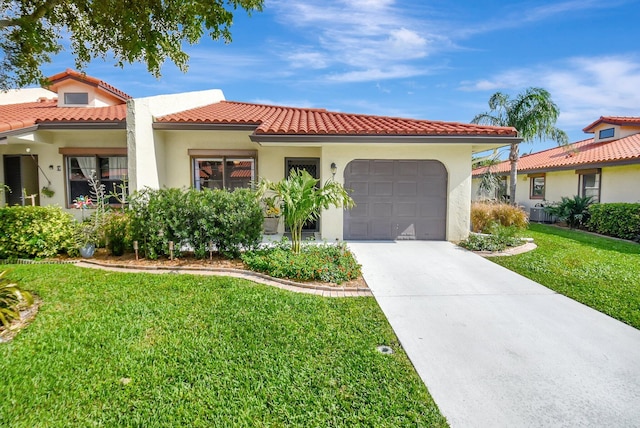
[
  {"left": 0, "top": 99, "right": 127, "bottom": 133},
  {"left": 583, "top": 116, "right": 640, "bottom": 132},
  {"left": 157, "top": 101, "right": 518, "bottom": 137},
  {"left": 473, "top": 134, "right": 640, "bottom": 176},
  {"left": 46, "top": 69, "right": 132, "bottom": 101}
]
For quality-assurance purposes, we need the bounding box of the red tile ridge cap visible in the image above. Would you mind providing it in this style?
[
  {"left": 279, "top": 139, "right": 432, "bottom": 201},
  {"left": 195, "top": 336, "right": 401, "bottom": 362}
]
[
  {"left": 583, "top": 115, "right": 640, "bottom": 132},
  {"left": 158, "top": 100, "right": 518, "bottom": 137},
  {"left": 0, "top": 119, "right": 37, "bottom": 132},
  {"left": 45, "top": 69, "right": 131, "bottom": 101},
  {"left": 471, "top": 138, "right": 595, "bottom": 176}
]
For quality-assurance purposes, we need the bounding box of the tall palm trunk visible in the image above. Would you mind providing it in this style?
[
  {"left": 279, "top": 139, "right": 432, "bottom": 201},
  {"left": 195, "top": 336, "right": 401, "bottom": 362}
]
[{"left": 509, "top": 142, "right": 519, "bottom": 206}]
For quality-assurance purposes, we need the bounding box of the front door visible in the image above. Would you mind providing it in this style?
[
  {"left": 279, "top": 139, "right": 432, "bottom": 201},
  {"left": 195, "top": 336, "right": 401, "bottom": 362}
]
[
  {"left": 3, "top": 155, "right": 40, "bottom": 206},
  {"left": 285, "top": 158, "right": 320, "bottom": 233}
]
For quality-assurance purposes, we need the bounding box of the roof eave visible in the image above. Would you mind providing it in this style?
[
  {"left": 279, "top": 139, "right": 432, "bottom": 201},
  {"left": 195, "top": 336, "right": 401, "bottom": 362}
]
[
  {"left": 37, "top": 121, "right": 126, "bottom": 130},
  {"left": 472, "top": 157, "right": 640, "bottom": 177},
  {"left": 250, "top": 133, "right": 522, "bottom": 145},
  {"left": 152, "top": 122, "right": 259, "bottom": 131},
  {"left": 0, "top": 125, "right": 40, "bottom": 140}
]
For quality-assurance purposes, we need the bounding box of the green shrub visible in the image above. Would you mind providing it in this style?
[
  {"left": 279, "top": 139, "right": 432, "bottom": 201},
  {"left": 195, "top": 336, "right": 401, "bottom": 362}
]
[
  {"left": 459, "top": 224, "right": 523, "bottom": 252},
  {"left": 129, "top": 188, "right": 190, "bottom": 259},
  {"left": 242, "top": 240, "right": 362, "bottom": 284},
  {"left": 544, "top": 195, "right": 594, "bottom": 228},
  {"left": 0, "top": 270, "right": 34, "bottom": 329},
  {"left": 587, "top": 203, "right": 640, "bottom": 241},
  {"left": 185, "top": 188, "right": 263, "bottom": 259},
  {"left": 102, "top": 211, "right": 133, "bottom": 256},
  {"left": 0, "top": 206, "right": 76, "bottom": 259},
  {"left": 470, "top": 202, "right": 528, "bottom": 233},
  {"left": 129, "top": 187, "right": 263, "bottom": 259}
]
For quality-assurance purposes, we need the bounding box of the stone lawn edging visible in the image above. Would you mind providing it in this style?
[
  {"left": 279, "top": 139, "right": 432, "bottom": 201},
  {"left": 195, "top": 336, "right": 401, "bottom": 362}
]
[
  {"left": 76, "top": 260, "right": 372, "bottom": 298},
  {"left": 472, "top": 241, "right": 537, "bottom": 257}
]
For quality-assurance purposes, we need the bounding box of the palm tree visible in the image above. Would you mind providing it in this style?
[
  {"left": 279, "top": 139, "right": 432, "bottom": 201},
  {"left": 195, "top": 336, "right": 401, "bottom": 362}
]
[
  {"left": 472, "top": 87, "right": 568, "bottom": 204},
  {"left": 258, "top": 169, "right": 354, "bottom": 253}
]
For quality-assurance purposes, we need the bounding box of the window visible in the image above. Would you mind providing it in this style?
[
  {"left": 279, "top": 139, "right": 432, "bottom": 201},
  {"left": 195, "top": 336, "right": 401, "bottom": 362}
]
[
  {"left": 530, "top": 175, "right": 545, "bottom": 199},
  {"left": 66, "top": 155, "right": 127, "bottom": 205},
  {"left": 599, "top": 127, "right": 615, "bottom": 139},
  {"left": 496, "top": 176, "right": 508, "bottom": 200},
  {"left": 64, "top": 92, "right": 89, "bottom": 105},
  {"left": 193, "top": 158, "right": 255, "bottom": 190},
  {"left": 578, "top": 169, "right": 600, "bottom": 202}
]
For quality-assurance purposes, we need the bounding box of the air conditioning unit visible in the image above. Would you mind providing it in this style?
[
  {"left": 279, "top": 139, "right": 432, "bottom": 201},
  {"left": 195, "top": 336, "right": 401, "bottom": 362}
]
[{"left": 529, "top": 207, "right": 554, "bottom": 223}]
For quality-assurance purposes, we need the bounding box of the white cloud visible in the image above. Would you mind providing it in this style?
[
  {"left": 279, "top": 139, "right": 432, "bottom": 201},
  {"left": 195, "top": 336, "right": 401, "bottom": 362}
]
[
  {"left": 267, "top": 0, "right": 445, "bottom": 82},
  {"left": 266, "top": 0, "right": 620, "bottom": 84},
  {"left": 327, "top": 65, "right": 427, "bottom": 83},
  {"left": 458, "top": 55, "right": 640, "bottom": 128},
  {"left": 284, "top": 51, "right": 329, "bottom": 69}
]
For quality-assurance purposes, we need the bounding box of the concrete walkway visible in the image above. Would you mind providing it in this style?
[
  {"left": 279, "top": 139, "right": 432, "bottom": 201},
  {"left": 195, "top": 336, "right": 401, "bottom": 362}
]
[{"left": 348, "top": 241, "right": 640, "bottom": 428}]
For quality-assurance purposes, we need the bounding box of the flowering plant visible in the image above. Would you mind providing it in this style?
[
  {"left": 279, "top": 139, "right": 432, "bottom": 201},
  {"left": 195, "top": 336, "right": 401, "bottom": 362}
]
[
  {"left": 263, "top": 196, "right": 281, "bottom": 218},
  {"left": 73, "top": 195, "right": 93, "bottom": 210}
]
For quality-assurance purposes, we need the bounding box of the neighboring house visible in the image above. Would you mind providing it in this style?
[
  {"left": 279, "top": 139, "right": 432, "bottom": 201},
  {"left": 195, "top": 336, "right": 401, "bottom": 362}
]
[
  {"left": 1, "top": 69, "right": 520, "bottom": 242},
  {"left": 472, "top": 116, "right": 640, "bottom": 212}
]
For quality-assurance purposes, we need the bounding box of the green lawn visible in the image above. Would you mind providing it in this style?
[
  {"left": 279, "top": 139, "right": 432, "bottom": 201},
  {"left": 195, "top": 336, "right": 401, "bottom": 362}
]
[
  {"left": 0, "top": 264, "right": 447, "bottom": 427},
  {"left": 491, "top": 223, "right": 640, "bottom": 329}
]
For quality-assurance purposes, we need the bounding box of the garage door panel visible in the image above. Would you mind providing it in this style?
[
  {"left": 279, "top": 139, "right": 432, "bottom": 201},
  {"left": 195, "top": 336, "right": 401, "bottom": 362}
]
[
  {"left": 396, "top": 202, "right": 417, "bottom": 217},
  {"left": 420, "top": 161, "right": 447, "bottom": 176},
  {"left": 349, "top": 181, "right": 369, "bottom": 196},
  {"left": 416, "top": 219, "right": 446, "bottom": 240},
  {"left": 373, "top": 182, "right": 393, "bottom": 196},
  {"left": 349, "top": 202, "right": 369, "bottom": 217},
  {"left": 346, "top": 221, "right": 369, "bottom": 239},
  {"left": 370, "top": 220, "right": 393, "bottom": 239},
  {"left": 396, "top": 181, "right": 418, "bottom": 196},
  {"left": 372, "top": 202, "right": 393, "bottom": 217},
  {"left": 422, "top": 180, "right": 447, "bottom": 197},
  {"left": 344, "top": 160, "right": 447, "bottom": 240},
  {"left": 349, "top": 160, "right": 371, "bottom": 175},
  {"left": 398, "top": 161, "right": 418, "bottom": 176},
  {"left": 372, "top": 161, "right": 395, "bottom": 175},
  {"left": 420, "top": 201, "right": 447, "bottom": 218}
]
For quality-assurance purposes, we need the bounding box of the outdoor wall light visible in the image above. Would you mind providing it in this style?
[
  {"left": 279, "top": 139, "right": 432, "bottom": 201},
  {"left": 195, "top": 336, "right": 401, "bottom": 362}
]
[{"left": 330, "top": 162, "right": 337, "bottom": 178}]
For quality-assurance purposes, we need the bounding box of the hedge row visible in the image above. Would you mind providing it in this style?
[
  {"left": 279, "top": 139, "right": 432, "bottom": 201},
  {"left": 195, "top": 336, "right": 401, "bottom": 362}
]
[
  {"left": 587, "top": 203, "right": 640, "bottom": 241},
  {"left": 129, "top": 187, "right": 263, "bottom": 259},
  {"left": 0, "top": 206, "right": 77, "bottom": 259},
  {"left": 0, "top": 188, "right": 264, "bottom": 260}
]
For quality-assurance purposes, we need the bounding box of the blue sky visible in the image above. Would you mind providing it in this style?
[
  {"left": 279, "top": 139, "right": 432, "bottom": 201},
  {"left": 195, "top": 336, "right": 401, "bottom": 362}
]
[{"left": 41, "top": 0, "right": 640, "bottom": 154}]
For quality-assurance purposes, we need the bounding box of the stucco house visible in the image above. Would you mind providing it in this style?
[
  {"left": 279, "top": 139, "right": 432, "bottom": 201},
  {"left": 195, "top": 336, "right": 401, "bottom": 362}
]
[
  {"left": 472, "top": 116, "right": 640, "bottom": 213},
  {"left": 1, "top": 70, "right": 520, "bottom": 242}
]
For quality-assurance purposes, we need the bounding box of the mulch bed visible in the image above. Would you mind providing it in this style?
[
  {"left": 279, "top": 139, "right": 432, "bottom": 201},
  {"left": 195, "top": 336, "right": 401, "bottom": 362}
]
[{"left": 66, "top": 249, "right": 368, "bottom": 290}]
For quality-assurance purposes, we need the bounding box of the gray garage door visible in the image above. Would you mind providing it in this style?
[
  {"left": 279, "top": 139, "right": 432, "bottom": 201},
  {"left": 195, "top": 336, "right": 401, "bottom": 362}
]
[{"left": 344, "top": 160, "right": 447, "bottom": 240}]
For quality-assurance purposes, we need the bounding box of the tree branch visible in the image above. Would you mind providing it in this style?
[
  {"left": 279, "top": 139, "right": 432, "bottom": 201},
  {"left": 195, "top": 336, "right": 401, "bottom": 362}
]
[{"left": 0, "top": 18, "right": 17, "bottom": 28}]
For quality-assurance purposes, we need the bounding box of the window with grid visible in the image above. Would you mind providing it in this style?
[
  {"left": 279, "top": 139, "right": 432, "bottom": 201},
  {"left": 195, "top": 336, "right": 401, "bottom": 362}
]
[
  {"left": 193, "top": 158, "right": 255, "bottom": 190},
  {"left": 578, "top": 169, "right": 600, "bottom": 202},
  {"left": 66, "top": 155, "right": 127, "bottom": 206},
  {"left": 530, "top": 175, "right": 545, "bottom": 199}
]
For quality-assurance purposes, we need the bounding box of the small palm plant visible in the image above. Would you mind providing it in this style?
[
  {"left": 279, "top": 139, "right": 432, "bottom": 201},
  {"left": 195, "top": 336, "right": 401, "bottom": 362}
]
[
  {"left": 258, "top": 169, "right": 355, "bottom": 253},
  {"left": 0, "top": 270, "right": 34, "bottom": 329},
  {"left": 544, "top": 195, "right": 594, "bottom": 228}
]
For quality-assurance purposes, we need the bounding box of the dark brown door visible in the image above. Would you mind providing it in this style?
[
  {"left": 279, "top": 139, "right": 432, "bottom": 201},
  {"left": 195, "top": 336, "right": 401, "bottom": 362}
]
[
  {"left": 343, "top": 160, "right": 447, "bottom": 240},
  {"left": 285, "top": 158, "right": 320, "bottom": 232},
  {"left": 3, "top": 155, "right": 40, "bottom": 206}
]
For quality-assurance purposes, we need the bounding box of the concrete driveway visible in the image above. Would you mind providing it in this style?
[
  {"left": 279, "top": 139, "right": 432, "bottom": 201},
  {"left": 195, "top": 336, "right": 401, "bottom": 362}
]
[{"left": 348, "top": 241, "right": 640, "bottom": 428}]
